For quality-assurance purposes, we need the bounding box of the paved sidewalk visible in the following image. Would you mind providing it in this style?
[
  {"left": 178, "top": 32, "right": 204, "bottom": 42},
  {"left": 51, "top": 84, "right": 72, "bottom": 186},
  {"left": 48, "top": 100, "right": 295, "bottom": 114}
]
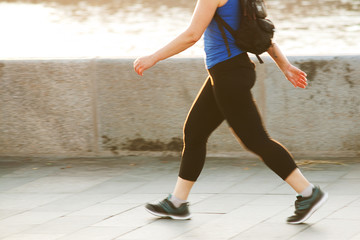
[{"left": 0, "top": 156, "right": 359, "bottom": 240}]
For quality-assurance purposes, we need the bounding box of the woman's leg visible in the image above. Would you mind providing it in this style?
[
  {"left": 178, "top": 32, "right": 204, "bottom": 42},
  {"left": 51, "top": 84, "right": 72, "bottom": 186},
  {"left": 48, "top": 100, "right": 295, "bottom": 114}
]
[
  {"left": 208, "top": 54, "right": 328, "bottom": 224},
  {"left": 173, "top": 76, "right": 225, "bottom": 200},
  {"left": 145, "top": 76, "right": 225, "bottom": 219},
  {"left": 285, "top": 168, "right": 311, "bottom": 193},
  {"left": 208, "top": 54, "right": 303, "bottom": 190},
  {"left": 172, "top": 177, "right": 195, "bottom": 201}
]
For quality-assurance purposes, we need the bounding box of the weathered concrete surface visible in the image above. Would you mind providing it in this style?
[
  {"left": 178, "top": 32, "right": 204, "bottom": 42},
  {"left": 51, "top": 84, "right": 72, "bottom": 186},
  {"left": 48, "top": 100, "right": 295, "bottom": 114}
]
[
  {"left": 0, "top": 60, "right": 97, "bottom": 156},
  {"left": 0, "top": 56, "right": 359, "bottom": 157},
  {"left": 263, "top": 56, "right": 360, "bottom": 156}
]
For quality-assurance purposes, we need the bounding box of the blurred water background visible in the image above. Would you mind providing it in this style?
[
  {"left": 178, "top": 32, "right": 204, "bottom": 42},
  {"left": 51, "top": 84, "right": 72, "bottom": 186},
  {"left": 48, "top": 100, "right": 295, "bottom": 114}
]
[{"left": 0, "top": 0, "right": 359, "bottom": 59}]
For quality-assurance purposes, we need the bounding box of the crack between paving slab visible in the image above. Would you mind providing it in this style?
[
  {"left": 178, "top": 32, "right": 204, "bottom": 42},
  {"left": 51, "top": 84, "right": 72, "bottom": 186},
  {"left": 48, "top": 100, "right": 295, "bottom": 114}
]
[
  {"left": 228, "top": 205, "right": 292, "bottom": 240},
  {"left": 110, "top": 218, "right": 160, "bottom": 239},
  {"left": 102, "top": 204, "right": 143, "bottom": 221},
  {"left": 192, "top": 212, "right": 226, "bottom": 215}
]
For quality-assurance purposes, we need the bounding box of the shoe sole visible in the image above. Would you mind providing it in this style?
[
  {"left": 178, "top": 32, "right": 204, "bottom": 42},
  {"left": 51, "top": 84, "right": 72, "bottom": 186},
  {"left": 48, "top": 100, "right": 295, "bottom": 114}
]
[
  {"left": 145, "top": 207, "right": 192, "bottom": 220},
  {"left": 287, "top": 192, "right": 329, "bottom": 225}
]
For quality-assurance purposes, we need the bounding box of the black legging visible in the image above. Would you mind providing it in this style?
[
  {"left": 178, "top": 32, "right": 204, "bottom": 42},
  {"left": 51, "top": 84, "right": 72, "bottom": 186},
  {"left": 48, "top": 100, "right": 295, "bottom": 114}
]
[{"left": 179, "top": 53, "right": 297, "bottom": 182}]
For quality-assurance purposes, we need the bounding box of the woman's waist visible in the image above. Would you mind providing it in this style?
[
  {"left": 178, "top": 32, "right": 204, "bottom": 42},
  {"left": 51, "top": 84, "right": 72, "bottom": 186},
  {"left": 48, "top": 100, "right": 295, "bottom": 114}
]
[{"left": 208, "top": 52, "right": 255, "bottom": 71}]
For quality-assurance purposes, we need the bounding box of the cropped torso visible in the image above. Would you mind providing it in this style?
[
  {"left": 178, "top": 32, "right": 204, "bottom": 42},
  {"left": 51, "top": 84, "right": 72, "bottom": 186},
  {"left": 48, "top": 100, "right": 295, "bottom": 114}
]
[{"left": 204, "top": 0, "right": 243, "bottom": 69}]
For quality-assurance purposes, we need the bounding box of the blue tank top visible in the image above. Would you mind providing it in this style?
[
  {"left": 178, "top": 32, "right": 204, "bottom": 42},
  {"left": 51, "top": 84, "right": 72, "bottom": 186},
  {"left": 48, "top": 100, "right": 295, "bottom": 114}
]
[{"left": 204, "top": 0, "right": 243, "bottom": 69}]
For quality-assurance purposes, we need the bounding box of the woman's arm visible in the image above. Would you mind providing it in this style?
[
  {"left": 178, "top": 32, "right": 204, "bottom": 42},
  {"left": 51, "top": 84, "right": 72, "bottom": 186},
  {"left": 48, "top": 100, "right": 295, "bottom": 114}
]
[
  {"left": 267, "top": 43, "right": 308, "bottom": 88},
  {"left": 134, "top": 0, "right": 220, "bottom": 76}
]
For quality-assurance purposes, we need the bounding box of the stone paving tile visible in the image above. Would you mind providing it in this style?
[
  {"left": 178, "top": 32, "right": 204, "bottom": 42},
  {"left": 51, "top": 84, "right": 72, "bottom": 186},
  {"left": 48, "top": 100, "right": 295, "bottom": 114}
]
[
  {"left": 33, "top": 193, "right": 119, "bottom": 212},
  {"left": 174, "top": 205, "right": 288, "bottom": 240},
  {"left": 126, "top": 180, "right": 178, "bottom": 194},
  {"left": 20, "top": 215, "right": 107, "bottom": 235},
  {"left": 0, "top": 157, "right": 359, "bottom": 240},
  {"left": 93, "top": 206, "right": 156, "bottom": 228},
  {"left": 247, "top": 194, "right": 295, "bottom": 206},
  {"left": 262, "top": 206, "right": 294, "bottom": 224},
  {"left": 0, "top": 193, "right": 69, "bottom": 211},
  {"left": 230, "top": 222, "right": 308, "bottom": 240},
  {"left": 0, "top": 211, "right": 67, "bottom": 225},
  {"left": 57, "top": 226, "right": 130, "bottom": 240},
  {"left": 1, "top": 233, "right": 65, "bottom": 240},
  {"left": 289, "top": 219, "right": 360, "bottom": 240},
  {"left": 187, "top": 193, "right": 215, "bottom": 205},
  {"left": 173, "top": 220, "right": 254, "bottom": 240},
  {"left": 7, "top": 176, "right": 111, "bottom": 193},
  {"left": 52, "top": 168, "right": 126, "bottom": 178},
  {"left": 270, "top": 182, "right": 298, "bottom": 195},
  {"left": 66, "top": 203, "right": 139, "bottom": 217},
  {"left": 0, "top": 210, "right": 24, "bottom": 221},
  {"left": 0, "top": 162, "right": 23, "bottom": 176},
  {"left": 0, "top": 177, "right": 38, "bottom": 192},
  {"left": 103, "top": 193, "right": 166, "bottom": 205},
  {"left": 349, "top": 196, "right": 360, "bottom": 207},
  {"left": 222, "top": 181, "right": 283, "bottom": 194},
  {"left": 110, "top": 169, "right": 171, "bottom": 182},
  {"left": 323, "top": 179, "right": 360, "bottom": 195},
  {"left": 110, "top": 173, "right": 156, "bottom": 182},
  {"left": 190, "top": 181, "right": 238, "bottom": 194},
  {"left": 328, "top": 206, "right": 360, "bottom": 220},
  {"left": 191, "top": 193, "right": 260, "bottom": 214},
  {"left": 342, "top": 170, "right": 360, "bottom": 179},
  {"left": 351, "top": 232, "right": 360, "bottom": 240},
  {"left": 115, "top": 214, "right": 219, "bottom": 240},
  {"left": 1, "top": 167, "right": 56, "bottom": 178},
  {"left": 298, "top": 170, "right": 348, "bottom": 182},
  {"left": 80, "top": 181, "right": 146, "bottom": 194},
  {"left": 0, "top": 224, "right": 37, "bottom": 239},
  {"left": 241, "top": 169, "right": 283, "bottom": 182},
  {"left": 198, "top": 167, "right": 257, "bottom": 182}
]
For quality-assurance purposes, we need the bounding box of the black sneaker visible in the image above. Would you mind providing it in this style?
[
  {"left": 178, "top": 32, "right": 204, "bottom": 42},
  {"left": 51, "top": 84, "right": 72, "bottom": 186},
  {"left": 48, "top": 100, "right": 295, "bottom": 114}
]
[
  {"left": 287, "top": 186, "right": 328, "bottom": 224},
  {"left": 145, "top": 195, "right": 192, "bottom": 220}
]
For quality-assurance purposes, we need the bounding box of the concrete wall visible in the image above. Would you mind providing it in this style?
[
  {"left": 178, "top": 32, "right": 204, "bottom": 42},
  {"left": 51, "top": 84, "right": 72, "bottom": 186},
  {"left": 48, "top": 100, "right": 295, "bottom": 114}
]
[{"left": 0, "top": 56, "right": 359, "bottom": 158}]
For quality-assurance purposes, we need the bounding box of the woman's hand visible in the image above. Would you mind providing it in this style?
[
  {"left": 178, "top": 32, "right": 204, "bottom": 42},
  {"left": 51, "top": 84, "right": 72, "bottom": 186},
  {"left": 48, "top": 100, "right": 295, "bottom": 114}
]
[
  {"left": 133, "top": 55, "right": 158, "bottom": 76},
  {"left": 283, "top": 64, "right": 308, "bottom": 89},
  {"left": 267, "top": 43, "right": 308, "bottom": 89}
]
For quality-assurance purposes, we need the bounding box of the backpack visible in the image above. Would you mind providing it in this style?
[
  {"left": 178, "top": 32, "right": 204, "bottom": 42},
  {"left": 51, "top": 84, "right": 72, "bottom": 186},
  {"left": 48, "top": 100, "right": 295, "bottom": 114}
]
[{"left": 214, "top": 0, "right": 275, "bottom": 63}]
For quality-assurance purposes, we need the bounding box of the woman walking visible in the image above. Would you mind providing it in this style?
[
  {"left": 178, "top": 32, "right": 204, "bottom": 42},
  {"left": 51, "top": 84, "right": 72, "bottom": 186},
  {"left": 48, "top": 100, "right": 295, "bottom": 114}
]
[{"left": 133, "top": 0, "right": 327, "bottom": 224}]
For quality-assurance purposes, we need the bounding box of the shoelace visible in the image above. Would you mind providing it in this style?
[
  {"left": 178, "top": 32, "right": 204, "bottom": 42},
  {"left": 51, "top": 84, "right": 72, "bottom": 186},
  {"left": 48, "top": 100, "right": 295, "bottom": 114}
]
[
  {"left": 294, "top": 197, "right": 311, "bottom": 213},
  {"left": 159, "top": 200, "right": 173, "bottom": 212},
  {"left": 159, "top": 199, "right": 188, "bottom": 211}
]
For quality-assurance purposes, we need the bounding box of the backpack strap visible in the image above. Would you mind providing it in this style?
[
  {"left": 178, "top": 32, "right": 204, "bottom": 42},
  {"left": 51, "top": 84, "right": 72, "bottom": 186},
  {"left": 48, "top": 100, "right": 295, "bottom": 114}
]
[
  {"left": 241, "top": 0, "right": 247, "bottom": 16},
  {"left": 214, "top": 13, "right": 232, "bottom": 57},
  {"left": 214, "top": 2, "right": 265, "bottom": 64},
  {"left": 255, "top": 54, "right": 264, "bottom": 64},
  {"left": 214, "top": 13, "right": 237, "bottom": 38}
]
